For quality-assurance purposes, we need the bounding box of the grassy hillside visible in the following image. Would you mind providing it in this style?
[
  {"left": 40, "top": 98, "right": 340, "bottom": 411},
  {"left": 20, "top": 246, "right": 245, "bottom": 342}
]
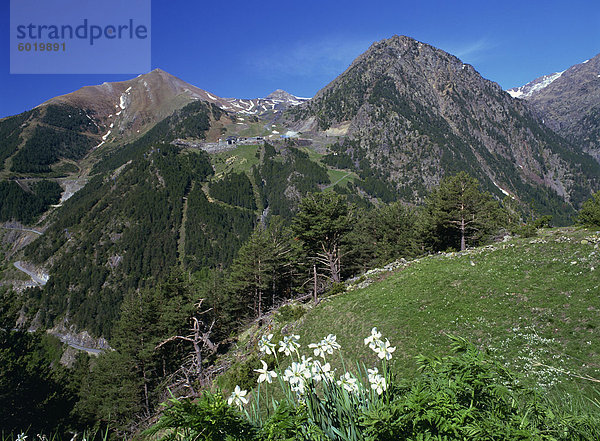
[{"left": 224, "top": 227, "right": 600, "bottom": 400}]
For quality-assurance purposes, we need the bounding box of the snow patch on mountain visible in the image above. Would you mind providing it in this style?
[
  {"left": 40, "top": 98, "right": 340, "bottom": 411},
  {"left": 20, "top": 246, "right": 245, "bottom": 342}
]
[
  {"left": 217, "top": 90, "right": 309, "bottom": 116},
  {"left": 492, "top": 181, "right": 512, "bottom": 198},
  {"left": 507, "top": 71, "right": 564, "bottom": 99}
]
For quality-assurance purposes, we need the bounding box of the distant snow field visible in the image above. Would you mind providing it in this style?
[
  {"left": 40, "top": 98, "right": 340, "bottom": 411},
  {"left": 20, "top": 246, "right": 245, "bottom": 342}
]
[{"left": 507, "top": 71, "right": 564, "bottom": 99}]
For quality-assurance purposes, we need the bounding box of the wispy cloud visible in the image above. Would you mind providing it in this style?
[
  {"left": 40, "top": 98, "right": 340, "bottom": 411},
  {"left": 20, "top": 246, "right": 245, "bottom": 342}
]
[
  {"left": 443, "top": 38, "right": 496, "bottom": 63},
  {"left": 245, "top": 36, "right": 373, "bottom": 79}
]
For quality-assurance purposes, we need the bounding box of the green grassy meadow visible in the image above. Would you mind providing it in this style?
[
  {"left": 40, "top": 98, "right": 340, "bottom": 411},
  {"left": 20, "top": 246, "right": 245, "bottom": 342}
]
[
  {"left": 295, "top": 228, "right": 600, "bottom": 397},
  {"left": 218, "top": 228, "right": 600, "bottom": 405},
  {"left": 211, "top": 144, "right": 260, "bottom": 179}
]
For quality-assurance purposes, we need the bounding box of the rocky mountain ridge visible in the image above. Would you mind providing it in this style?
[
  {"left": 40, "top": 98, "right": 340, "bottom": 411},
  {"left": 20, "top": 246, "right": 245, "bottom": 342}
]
[
  {"left": 40, "top": 69, "right": 307, "bottom": 143},
  {"left": 507, "top": 53, "right": 600, "bottom": 162},
  {"left": 220, "top": 89, "right": 308, "bottom": 115},
  {"left": 507, "top": 71, "right": 565, "bottom": 99},
  {"left": 0, "top": 69, "right": 307, "bottom": 178}
]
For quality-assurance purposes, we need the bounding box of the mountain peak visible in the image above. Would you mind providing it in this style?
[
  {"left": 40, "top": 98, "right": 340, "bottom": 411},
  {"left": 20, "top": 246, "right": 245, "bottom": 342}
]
[
  {"left": 143, "top": 68, "right": 176, "bottom": 79},
  {"left": 507, "top": 71, "right": 565, "bottom": 99},
  {"left": 507, "top": 52, "right": 600, "bottom": 162},
  {"left": 369, "top": 34, "right": 418, "bottom": 48},
  {"left": 265, "top": 89, "right": 309, "bottom": 103},
  {"left": 266, "top": 89, "right": 295, "bottom": 100},
  {"left": 507, "top": 53, "right": 600, "bottom": 100},
  {"left": 137, "top": 68, "right": 191, "bottom": 87},
  {"left": 287, "top": 35, "right": 599, "bottom": 206},
  {"left": 365, "top": 35, "right": 441, "bottom": 56},
  {"left": 39, "top": 67, "right": 228, "bottom": 143}
]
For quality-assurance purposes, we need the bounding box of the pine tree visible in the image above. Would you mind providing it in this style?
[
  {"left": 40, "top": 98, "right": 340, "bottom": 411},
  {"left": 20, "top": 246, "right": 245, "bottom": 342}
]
[
  {"left": 292, "top": 193, "right": 352, "bottom": 285},
  {"left": 227, "top": 220, "right": 295, "bottom": 319},
  {"left": 421, "top": 172, "right": 504, "bottom": 251},
  {"left": 76, "top": 276, "right": 199, "bottom": 432},
  {"left": 75, "top": 349, "right": 143, "bottom": 432},
  {"left": 0, "top": 330, "right": 75, "bottom": 433},
  {"left": 111, "top": 288, "right": 160, "bottom": 416},
  {"left": 228, "top": 228, "right": 273, "bottom": 319},
  {"left": 577, "top": 191, "right": 600, "bottom": 228},
  {"left": 346, "top": 201, "right": 420, "bottom": 271}
]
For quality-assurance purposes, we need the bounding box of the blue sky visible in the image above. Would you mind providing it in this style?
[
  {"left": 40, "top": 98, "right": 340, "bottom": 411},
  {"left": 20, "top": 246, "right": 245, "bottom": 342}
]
[{"left": 1, "top": 0, "right": 600, "bottom": 118}]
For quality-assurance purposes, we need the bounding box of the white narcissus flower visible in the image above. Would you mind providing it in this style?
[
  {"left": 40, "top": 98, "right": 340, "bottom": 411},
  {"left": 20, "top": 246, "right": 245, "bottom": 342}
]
[
  {"left": 367, "top": 367, "right": 379, "bottom": 383},
  {"left": 364, "top": 327, "right": 382, "bottom": 349},
  {"left": 254, "top": 359, "right": 277, "bottom": 384},
  {"left": 374, "top": 338, "right": 396, "bottom": 360},
  {"left": 284, "top": 361, "right": 307, "bottom": 394},
  {"left": 321, "top": 362, "right": 334, "bottom": 381},
  {"left": 278, "top": 334, "right": 300, "bottom": 356},
  {"left": 290, "top": 379, "right": 306, "bottom": 395},
  {"left": 369, "top": 373, "right": 387, "bottom": 395},
  {"left": 337, "top": 372, "right": 359, "bottom": 393},
  {"left": 283, "top": 362, "right": 306, "bottom": 385},
  {"left": 258, "top": 333, "right": 276, "bottom": 355},
  {"left": 16, "top": 434, "right": 27, "bottom": 441},
  {"left": 322, "top": 334, "right": 341, "bottom": 353},
  {"left": 300, "top": 355, "right": 313, "bottom": 379},
  {"left": 227, "top": 385, "right": 248, "bottom": 409},
  {"left": 309, "top": 334, "right": 341, "bottom": 359},
  {"left": 308, "top": 340, "right": 326, "bottom": 358},
  {"left": 311, "top": 360, "right": 333, "bottom": 382},
  {"left": 367, "top": 367, "right": 387, "bottom": 395}
]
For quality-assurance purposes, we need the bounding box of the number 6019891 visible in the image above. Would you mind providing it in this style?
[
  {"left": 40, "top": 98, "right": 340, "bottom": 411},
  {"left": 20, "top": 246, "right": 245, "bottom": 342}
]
[{"left": 18, "top": 42, "right": 66, "bottom": 51}]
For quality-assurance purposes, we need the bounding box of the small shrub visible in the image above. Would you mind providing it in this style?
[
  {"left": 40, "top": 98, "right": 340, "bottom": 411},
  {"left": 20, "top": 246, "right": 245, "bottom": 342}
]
[
  {"left": 144, "top": 392, "right": 256, "bottom": 441},
  {"left": 577, "top": 191, "right": 600, "bottom": 228},
  {"left": 276, "top": 305, "right": 305, "bottom": 323},
  {"left": 259, "top": 401, "right": 314, "bottom": 441},
  {"left": 533, "top": 214, "right": 553, "bottom": 228},
  {"left": 324, "top": 282, "right": 346, "bottom": 297},
  {"left": 217, "top": 354, "right": 260, "bottom": 393},
  {"left": 513, "top": 222, "right": 538, "bottom": 238}
]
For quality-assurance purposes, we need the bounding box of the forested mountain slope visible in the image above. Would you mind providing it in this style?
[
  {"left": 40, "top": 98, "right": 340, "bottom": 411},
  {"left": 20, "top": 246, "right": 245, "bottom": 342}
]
[
  {"left": 15, "top": 116, "right": 342, "bottom": 338},
  {"left": 16, "top": 101, "right": 254, "bottom": 336}
]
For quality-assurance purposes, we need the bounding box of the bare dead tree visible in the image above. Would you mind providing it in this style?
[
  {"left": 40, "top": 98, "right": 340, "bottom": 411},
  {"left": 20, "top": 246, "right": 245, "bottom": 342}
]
[
  {"left": 316, "top": 242, "right": 343, "bottom": 284},
  {"left": 155, "top": 300, "right": 219, "bottom": 395}
]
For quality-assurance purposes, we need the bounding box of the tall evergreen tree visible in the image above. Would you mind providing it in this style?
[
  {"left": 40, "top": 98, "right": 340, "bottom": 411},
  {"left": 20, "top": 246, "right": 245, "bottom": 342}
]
[
  {"left": 0, "top": 330, "right": 75, "bottom": 433},
  {"left": 75, "top": 349, "right": 143, "bottom": 433},
  {"left": 113, "top": 288, "right": 161, "bottom": 414},
  {"left": 421, "top": 172, "right": 504, "bottom": 251},
  {"left": 346, "top": 202, "right": 420, "bottom": 272},
  {"left": 229, "top": 228, "right": 273, "bottom": 320},
  {"left": 76, "top": 273, "right": 200, "bottom": 433},
  {"left": 227, "top": 219, "right": 296, "bottom": 319},
  {"left": 291, "top": 193, "right": 353, "bottom": 284}
]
